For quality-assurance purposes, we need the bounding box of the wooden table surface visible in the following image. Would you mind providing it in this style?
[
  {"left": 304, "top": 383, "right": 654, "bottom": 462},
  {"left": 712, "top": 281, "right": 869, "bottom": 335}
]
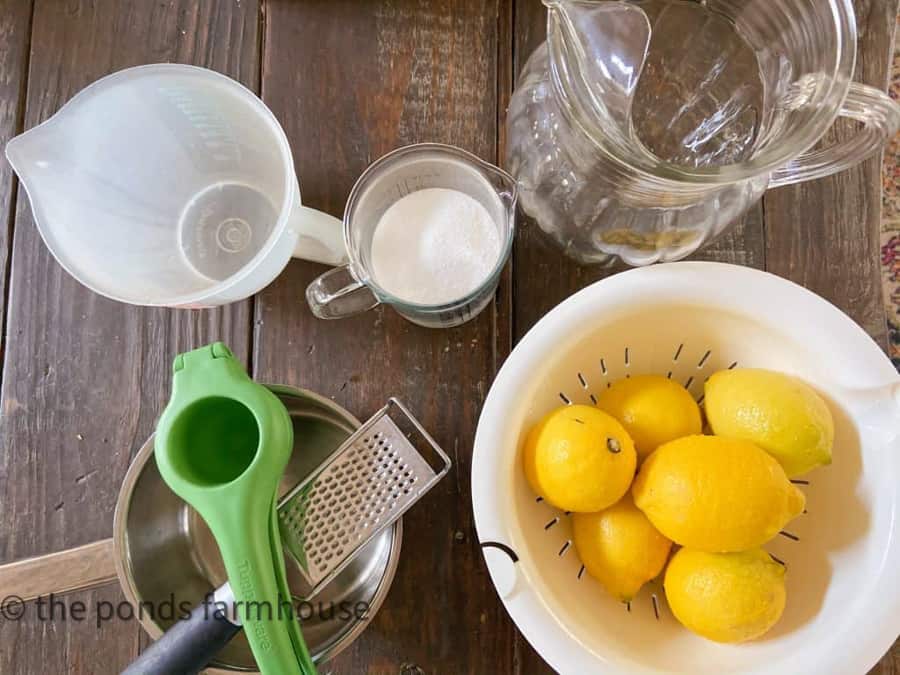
[{"left": 0, "top": 1, "right": 897, "bottom": 673}]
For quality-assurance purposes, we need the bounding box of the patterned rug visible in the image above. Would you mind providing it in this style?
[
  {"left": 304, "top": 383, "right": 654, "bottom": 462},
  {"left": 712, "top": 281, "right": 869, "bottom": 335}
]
[{"left": 880, "top": 14, "right": 900, "bottom": 370}]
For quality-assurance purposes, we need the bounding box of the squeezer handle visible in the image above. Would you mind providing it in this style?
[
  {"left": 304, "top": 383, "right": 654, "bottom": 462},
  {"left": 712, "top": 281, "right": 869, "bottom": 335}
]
[{"left": 120, "top": 598, "right": 241, "bottom": 675}]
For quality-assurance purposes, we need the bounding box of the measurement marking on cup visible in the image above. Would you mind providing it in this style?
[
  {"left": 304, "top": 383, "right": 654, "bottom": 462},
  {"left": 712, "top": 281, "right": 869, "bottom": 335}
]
[{"left": 779, "top": 531, "right": 800, "bottom": 541}]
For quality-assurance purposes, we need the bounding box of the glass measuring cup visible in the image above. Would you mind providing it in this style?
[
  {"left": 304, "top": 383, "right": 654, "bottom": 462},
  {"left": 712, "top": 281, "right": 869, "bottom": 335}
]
[
  {"left": 6, "top": 64, "right": 346, "bottom": 308},
  {"left": 306, "top": 144, "right": 517, "bottom": 328}
]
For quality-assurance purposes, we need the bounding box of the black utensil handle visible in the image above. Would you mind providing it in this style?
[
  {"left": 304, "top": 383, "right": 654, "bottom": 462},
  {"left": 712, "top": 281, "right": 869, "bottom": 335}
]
[{"left": 120, "top": 597, "right": 241, "bottom": 675}]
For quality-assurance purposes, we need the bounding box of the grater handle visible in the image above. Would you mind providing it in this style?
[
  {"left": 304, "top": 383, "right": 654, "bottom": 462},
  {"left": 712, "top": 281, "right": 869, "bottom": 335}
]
[{"left": 386, "top": 397, "right": 452, "bottom": 477}]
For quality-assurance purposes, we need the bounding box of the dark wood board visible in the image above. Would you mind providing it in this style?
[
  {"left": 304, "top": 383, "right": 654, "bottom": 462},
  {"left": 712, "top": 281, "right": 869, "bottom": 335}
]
[
  {"left": 0, "top": 1, "right": 259, "bottom": 672},
  {"left": 0, "top": 0, "right": 895, "bottom": 672},
  {"left": 0, "top": 0, "right": 33, "bottom": 339},
  {"left": 254, "top": 1, "right": 519, "bottom": 672}
]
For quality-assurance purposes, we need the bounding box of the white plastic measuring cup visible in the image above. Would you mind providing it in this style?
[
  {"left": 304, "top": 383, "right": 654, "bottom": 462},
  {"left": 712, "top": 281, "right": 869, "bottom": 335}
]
[{"left": 6, "top": 64, "right": 346, "bottom": 308}]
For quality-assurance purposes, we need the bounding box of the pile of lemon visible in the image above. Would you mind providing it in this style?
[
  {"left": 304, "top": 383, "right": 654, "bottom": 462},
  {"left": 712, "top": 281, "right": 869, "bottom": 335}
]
[{"left": 523, "top": 368, "right": 834, "bottom": 643}]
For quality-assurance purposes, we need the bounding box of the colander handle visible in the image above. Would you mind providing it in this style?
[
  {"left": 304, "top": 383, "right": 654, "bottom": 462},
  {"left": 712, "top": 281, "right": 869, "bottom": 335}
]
[
  {"left": 768, "top": 82, "right": 900, "bottom": 188},
  {"left": 480, "top": 541, "right": 520, "bottom": 599}
]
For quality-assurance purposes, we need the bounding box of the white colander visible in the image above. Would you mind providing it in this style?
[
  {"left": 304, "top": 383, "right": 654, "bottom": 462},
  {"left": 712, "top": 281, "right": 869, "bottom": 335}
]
[{"left": 472, "top": 262, "right": 900, "bottom": 675}]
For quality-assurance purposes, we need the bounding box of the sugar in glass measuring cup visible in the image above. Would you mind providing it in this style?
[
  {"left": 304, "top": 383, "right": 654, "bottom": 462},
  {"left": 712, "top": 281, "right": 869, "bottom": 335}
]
[
  {"left": 6, "top": 64, "right": 346, "bottom": 308},
  {"left": 306, "top": 144, "right": 517, "bottom": 328}
]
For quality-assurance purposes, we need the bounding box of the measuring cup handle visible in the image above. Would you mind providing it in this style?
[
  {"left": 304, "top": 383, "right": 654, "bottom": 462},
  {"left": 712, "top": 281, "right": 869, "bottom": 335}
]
[
  {"left": 306, "top": 265, "right": 380, "bottom": 319},
  {"left": 769, "top": 82, "right": 900, "bottom": 189},
  {"left": 290, "top": 203, "right": 348, "bottom": 267}
]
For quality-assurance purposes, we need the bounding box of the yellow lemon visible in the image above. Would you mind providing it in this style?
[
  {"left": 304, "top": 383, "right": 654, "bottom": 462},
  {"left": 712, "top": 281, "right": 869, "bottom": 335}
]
[
  {"left": 632, "top": 435, "right": 805, "bottom": 551},
  {"left": 523, "top": 404, "right": 637, "bottom": 512},
  {"left": 704, "top": 368, "right": 834, "bottom": 477},
  {"left": 572, "top": 494, "right": 672, "bottom": 602},
  {"left": 664, "top": 547, "right": 786, "bottom": 643},
  {"left": 596, "top": 374, "right": 702, "bottom": 460}
]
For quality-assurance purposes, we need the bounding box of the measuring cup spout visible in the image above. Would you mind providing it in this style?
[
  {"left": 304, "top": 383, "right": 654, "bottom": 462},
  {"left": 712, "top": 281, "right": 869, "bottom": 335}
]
[{"left": 5, "top": 122, "right": 67, "bottom": 230}]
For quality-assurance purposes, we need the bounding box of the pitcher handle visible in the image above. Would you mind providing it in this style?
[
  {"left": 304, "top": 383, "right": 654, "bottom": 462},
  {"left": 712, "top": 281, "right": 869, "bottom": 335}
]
[
  {"left": 306, "top": 265, "right": 380, "bottom": 319},
  {"left": 769, "top": 82, "right": 900, "bottom": 189}
]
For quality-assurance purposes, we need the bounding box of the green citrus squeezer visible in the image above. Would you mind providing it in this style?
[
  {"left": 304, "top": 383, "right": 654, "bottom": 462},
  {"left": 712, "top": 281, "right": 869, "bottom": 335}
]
[{"left": 154, "top": 342, "right": 316, "bottom": 675}]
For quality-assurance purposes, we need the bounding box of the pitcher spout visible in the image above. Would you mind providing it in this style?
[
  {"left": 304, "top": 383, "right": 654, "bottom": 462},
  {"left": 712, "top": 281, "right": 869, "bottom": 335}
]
[{"left": 545, "top": 0, "right": 651, "bottom": 133}]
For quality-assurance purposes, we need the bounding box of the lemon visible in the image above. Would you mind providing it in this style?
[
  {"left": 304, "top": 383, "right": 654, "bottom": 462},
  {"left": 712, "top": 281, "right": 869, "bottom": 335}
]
[
  {"left": 572, "top": 494, "right": 672, "bottom": 602},
  {"left": 523, "top": 404, "right": 637, "bottom": 512},
  {"left": 632, "top": 435, "right": 805, "bottom": 551},
  {"left": 664, "top": 547, "right": 786, "bottom": 643},
  {"left": 596, "top": 374, "right": 702, "bottom": 460},
  {"left": 705, "top": 368, "right": 834, "bottom": 477}
]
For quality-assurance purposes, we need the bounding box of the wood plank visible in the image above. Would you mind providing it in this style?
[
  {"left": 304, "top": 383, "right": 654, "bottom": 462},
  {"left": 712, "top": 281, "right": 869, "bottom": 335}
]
[
  {"left": 256, "top": 1, "right": 519, "bottom": 672},
  {"left": 765, "top": 0, "right": 897, "bottom": 349},
  {"left": 0, "top": 0, "right": 33, "bottom": 336},
  {"left": 0, "top": 1, "right": 259, "bottom": 672}
]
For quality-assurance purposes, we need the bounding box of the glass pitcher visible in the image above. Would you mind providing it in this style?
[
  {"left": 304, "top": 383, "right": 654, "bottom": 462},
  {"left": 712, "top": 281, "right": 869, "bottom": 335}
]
[{"left": 506, "top": 0, "right": 900, "bottom": 265}]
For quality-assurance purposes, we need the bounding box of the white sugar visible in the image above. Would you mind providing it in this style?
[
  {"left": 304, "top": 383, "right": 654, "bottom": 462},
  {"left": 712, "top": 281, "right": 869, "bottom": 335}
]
[{"left": 370, "top": 188, "right": 502, "bottom": 305}]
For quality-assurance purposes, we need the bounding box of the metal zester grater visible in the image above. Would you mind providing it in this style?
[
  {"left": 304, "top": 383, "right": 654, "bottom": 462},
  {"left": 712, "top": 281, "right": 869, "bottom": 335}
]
[{"left": 278, "top": 397, "right": 452, "bottom": 598}]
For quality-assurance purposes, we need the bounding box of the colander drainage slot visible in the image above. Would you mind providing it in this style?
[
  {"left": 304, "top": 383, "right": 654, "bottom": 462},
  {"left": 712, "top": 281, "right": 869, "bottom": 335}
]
[
  {"left": 779, "top": 530, "right": 800, "bottom": 541},
  {"left": 558, "top": 540, "right": 571, "bottom": 557}
]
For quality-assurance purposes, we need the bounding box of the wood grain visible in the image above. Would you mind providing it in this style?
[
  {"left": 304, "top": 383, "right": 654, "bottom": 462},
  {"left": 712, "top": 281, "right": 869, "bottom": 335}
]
[
  {"left": 765, "top": 0, "right": 897, "bottom": 348},
  {"left": 0, "top": 1, "right": 259, "bottom": 672},
  {"left": 256, "top": 1, "right": 518, "bottom": 672},
  {"left": 0, "top": 0, "right": 33, "bottom": 337}
]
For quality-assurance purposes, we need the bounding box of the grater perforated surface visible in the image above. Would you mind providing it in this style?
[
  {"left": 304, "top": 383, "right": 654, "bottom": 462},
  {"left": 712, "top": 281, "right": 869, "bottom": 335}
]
[{"left": 278, "top": 401, "right": 448, "bottom": 596}]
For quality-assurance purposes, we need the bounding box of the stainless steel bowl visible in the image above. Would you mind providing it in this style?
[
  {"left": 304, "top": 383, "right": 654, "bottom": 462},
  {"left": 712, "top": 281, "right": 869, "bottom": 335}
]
[{"left": 113, "top": 385, "right": 402, "bottom": 672}]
